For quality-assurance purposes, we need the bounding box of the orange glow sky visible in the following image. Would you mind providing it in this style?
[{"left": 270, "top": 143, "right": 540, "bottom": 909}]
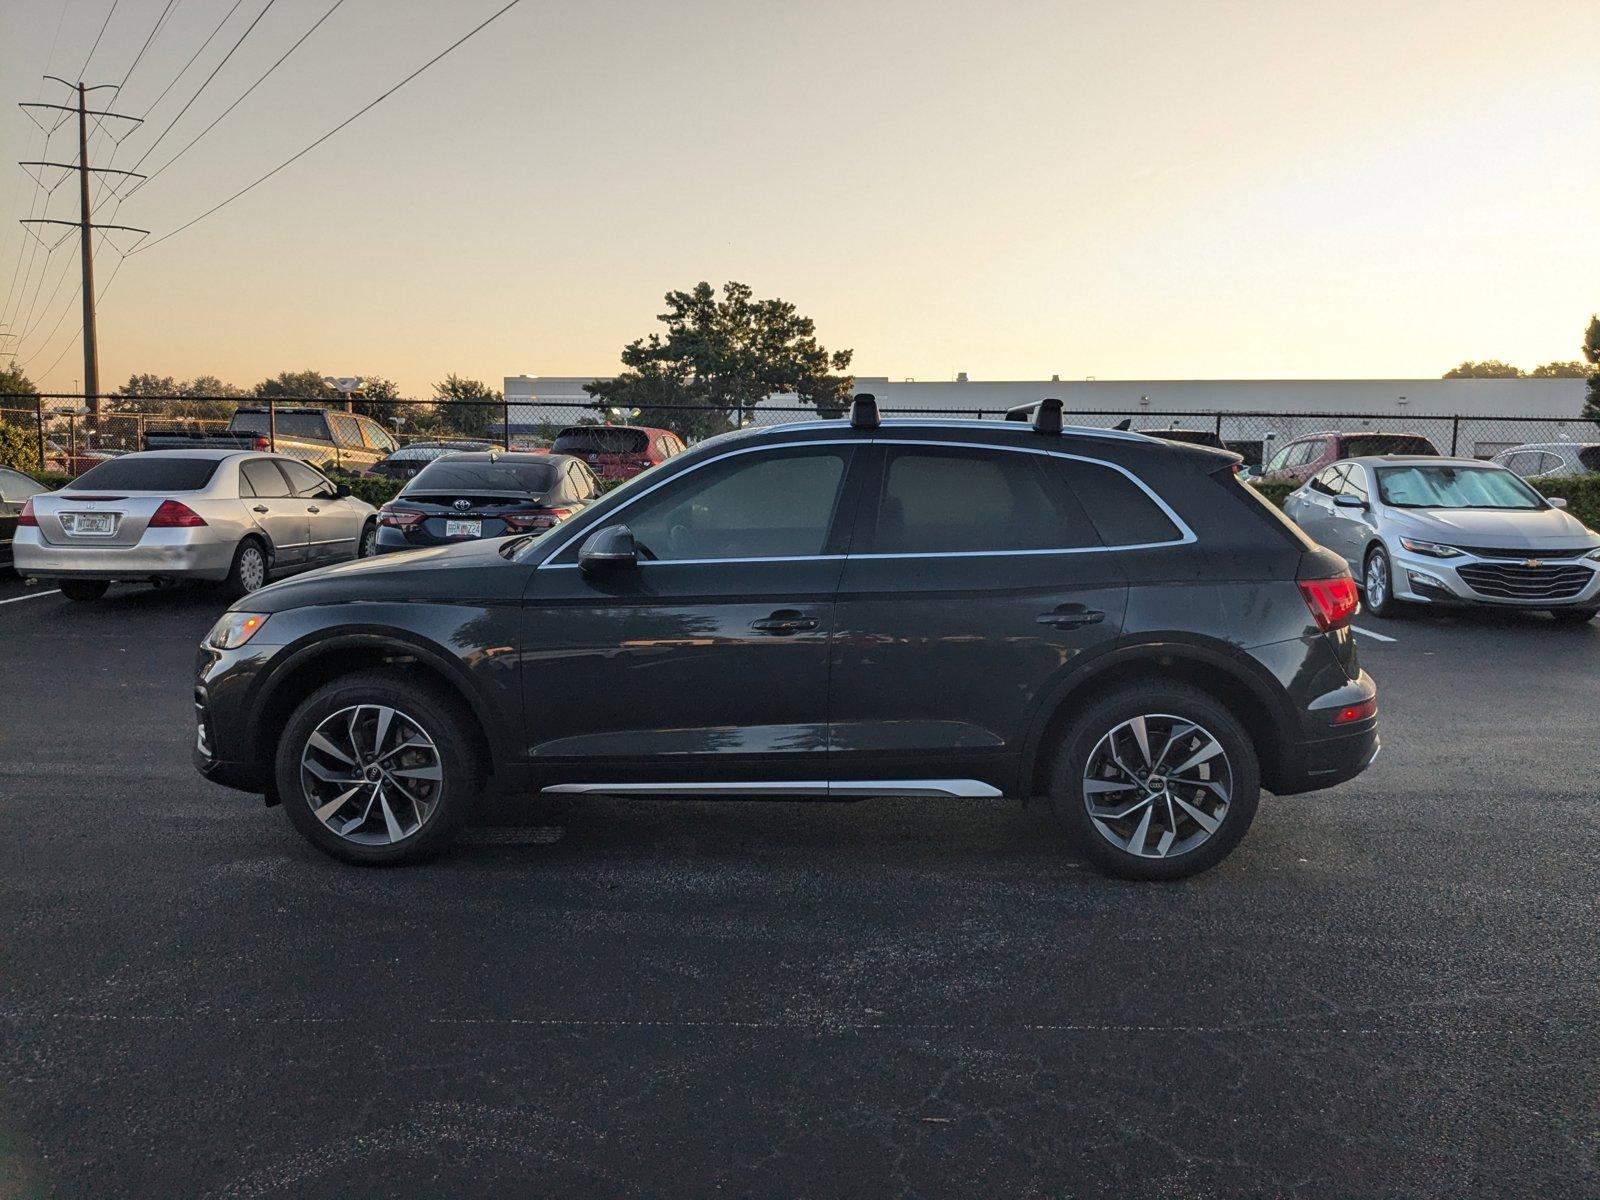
[{"left": 2, "top": 0, "right": 1596, "bottom": 396}]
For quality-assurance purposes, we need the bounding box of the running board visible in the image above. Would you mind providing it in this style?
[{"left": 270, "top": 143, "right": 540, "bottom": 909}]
[{"left": 539, "top": 779, "right": 1003, "bottom": 799}]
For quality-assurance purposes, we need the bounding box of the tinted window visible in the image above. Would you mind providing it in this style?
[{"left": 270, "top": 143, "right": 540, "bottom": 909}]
[
  {"left": 405, "top": 461, "right": 557, "bottom": 494},
  {"left": 240, "top": 460, "right": 290, "bottom": 498},
  {"left": 1050, "top": 458, "right": 1183, "bottom": 547},
  {"left": 1376, "top": 465, "right": 1541, "bottom": 510},
  {"left": 1309, "top": 465, "right": 1346, "bottom": 496},
  {"left": 623, "top": 449, "right": 848, "bottom": 561},
  {"left": 1342, "top": 434, "right": 1438, "bottom": 457},
  {"left": 278, "top": 459, "right": 333, "bottom": 497},
  {"left": 1579, "top": 447, "right": 1600, "bottom": 473},
  {"left": 552, "top": 427, "right": 649, "bottom": 456},
  {"left": 68, "top": 457, "right": 220, "bottom": 492},
  {"left": 0, "top": 469, "right": 44, "bottom": 503},
  {"left": 869, "top": 447, "right": 1092, "bottom": 554},
  {"left": 230, "top": 411, "right": 330, "bottom": 441}
]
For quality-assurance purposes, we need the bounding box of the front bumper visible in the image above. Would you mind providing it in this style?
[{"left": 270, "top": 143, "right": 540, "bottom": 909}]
[
  {"left": 1390, "top": 546, "right": 1600, "bottom": 609},
  {"left": 14, "top": 527, "right": 237, "bottom": 582}
]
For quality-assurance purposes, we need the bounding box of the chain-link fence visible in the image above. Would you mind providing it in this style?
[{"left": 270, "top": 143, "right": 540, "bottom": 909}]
[{"left": 2, "top": 392, "right": 1597, "bottom": 478}]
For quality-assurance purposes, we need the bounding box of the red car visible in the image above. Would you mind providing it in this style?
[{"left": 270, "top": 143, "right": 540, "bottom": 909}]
[
  {"left": 549, "top": 424, "right": 685, "bottom": 480},
  {"left": 1260, "top": 431, "right": 1439, "bottom": 484}
]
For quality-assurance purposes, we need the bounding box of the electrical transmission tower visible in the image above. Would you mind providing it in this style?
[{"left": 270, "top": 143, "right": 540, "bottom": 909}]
[{"left": 17, "top": 77, "right": 148, "bottom": 417}]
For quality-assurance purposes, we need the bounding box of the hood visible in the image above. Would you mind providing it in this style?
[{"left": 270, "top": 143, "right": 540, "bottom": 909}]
[
  {"left": 240, "top": 537, "right": 522, "bottom": 614},
  {"left": 1386, "top": 505, "right": 1599, "bottom": 550}
]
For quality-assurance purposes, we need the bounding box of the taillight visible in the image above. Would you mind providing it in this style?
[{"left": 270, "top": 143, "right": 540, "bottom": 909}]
[
  {"left": 1298, "top": 575, "right": 1360, "bottom": 631},
  {"left": 18, "top": 498, "right": 37, "bottom": 526},
  {"left": 251, "top": 436, "right": 269, "bottom": 451},
  {"left": 377, "top": 504, "right": 424, "bottom": 528},
  {"left": 503, "top": 507, "right": 573, "bottom": 532},
  {"left": 1332, "top": 698, "right": 1378, "bottom": 726},
  {"left": 149, "top": 499, "right": 207, "bottom": 528}
]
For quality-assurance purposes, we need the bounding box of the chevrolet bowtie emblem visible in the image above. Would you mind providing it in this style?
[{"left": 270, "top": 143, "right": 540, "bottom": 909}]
[{"left": 1524, "top": 559, "right": 1542, "bottom": 568}]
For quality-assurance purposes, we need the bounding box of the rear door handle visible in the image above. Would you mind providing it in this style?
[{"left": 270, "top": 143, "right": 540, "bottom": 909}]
[
  {"left": 1037, "top": 605, "right": 1105, "bottom": 629},
  {"left": 252, "top": 505, "right": 269, "bottom": 514},
  {"left": 752, "top": 609, "right": 819, "bottom": 635}
]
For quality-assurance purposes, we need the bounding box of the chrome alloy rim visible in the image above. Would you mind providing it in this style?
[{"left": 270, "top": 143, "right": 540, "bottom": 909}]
[
  {"left": 239, "top": 546, "right": 267, "bottom": 591},
  {"left": 1081, "top": 713, "right": 1232, "bottom": 859},
  {"left": 1366, "top": 554, "right": 1387, "bottom": 607},
  {"left": 300, "top": 705, "right": 443, "bottom": 845}
]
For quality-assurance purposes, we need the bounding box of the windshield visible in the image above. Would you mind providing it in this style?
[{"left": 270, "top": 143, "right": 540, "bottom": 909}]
[
  {"left": 404, "top": 460, "right": 556, "bottom": 494},
  {"left": 552, "top": 427, "right": 648, "bottom": 456},
  {"left": 1376, "top": 465, "right": 1544, "bottom": 510}
]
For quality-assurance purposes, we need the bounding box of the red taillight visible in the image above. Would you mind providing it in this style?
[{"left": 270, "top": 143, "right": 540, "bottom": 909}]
[
  {"left": 503, "top": 506, "right": 573, "bottom": 532},
  {"left": 377, "top": 504, "right": 424, "bottom": 528},
  {"left": 18, "top": 498, "right": 37, "bottom": 527},
  {"left": 251, "top": 436, "right": 270, "bottom": 451},
  {"left": 1298, "top": 576, "right": 1360, "bottom": 632},
  {"left": 1332, "top": 698, "right": 1378, "bottom": 726},
  {"left": 149, "top": 499, "right": 207, "bottom": 528}
]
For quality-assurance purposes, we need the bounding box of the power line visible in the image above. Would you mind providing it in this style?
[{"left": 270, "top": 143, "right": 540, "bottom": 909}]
[
  {"left": 135, "top": 0, "right": 526, "bottom": 254},
  {"left": 78, "top": 0, "right": 122, "bottom": 79},
  {"left": 136, "top": 0, "right": 249, "bottom": 121},
  {"left": 132, "top": 0, "right": 349, "bottom": 195}
]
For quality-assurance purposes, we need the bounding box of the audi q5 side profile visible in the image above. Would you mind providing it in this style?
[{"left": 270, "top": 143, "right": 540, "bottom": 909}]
[{"left": 193, "top": 398, "right": 1379, "bottom": 881}]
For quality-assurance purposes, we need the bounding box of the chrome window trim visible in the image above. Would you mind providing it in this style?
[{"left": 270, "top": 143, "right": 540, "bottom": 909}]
[{"left": 535, "top": 437, "right": 1194, "bottom": 569}]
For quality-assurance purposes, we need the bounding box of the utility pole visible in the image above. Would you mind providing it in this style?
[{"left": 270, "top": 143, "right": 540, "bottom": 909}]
[{"left": 18, "top": 77, "right": 148, "bottom": 420}]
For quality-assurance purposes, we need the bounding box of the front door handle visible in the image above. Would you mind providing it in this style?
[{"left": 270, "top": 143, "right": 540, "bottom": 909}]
[
  {"left": 751, "top": 609, "right": 819, "bottom": 635},
  {"left": 252, "top": 505, "right": 269, "bottom": 514},
  {"left": 307, "top": 506, "right": 320, "bottom": 514},
  {"left": 1037, "top": 604, "right": 1105, "bottom": 629}
]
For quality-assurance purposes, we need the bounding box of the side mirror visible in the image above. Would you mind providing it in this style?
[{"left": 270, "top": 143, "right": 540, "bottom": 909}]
[
  {"left": 578, "top": 524, "right": 639, "bottom": 573},
  {"left": 1333, "top": 493, "right": 1367, "bottom": 510},
  {"left": 1548, "top": 496, "right": 1568, "bottom": 510},
  {"left": 333, "top": 483, "right": 352, "bottom": 499}
]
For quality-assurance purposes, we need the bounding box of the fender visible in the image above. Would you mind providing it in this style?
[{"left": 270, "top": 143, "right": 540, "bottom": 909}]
[{"left": 1015, "top": 633, "right": 1298, "bottom": 795}]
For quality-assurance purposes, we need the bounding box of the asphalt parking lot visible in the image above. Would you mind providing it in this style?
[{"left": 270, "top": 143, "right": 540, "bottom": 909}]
[{"left": 0, "top": 574, "right": 1595, "bottom": 1199}]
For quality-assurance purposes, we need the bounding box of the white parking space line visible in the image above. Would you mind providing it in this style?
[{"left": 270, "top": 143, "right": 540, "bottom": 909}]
[
  {"left": 0, "top": 589, "right": 60, "bottom": 607},
  {"left": 1352, "top": 625, "right": 1396, "bottom": 643}
]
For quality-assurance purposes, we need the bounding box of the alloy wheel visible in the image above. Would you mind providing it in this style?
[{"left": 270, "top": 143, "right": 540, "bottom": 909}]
[
  {"left": 1366, "top": 553, "right": 1387, "bottom": 608},
  {"left": 299, "top": 704, "right": 444, "bottom": 845},
  {"left": 1081, "top": 713, "right": 1233, "bottom": 859}
]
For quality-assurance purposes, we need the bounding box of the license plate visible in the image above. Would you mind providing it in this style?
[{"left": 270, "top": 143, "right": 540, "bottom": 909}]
[
  {"left": 66, "top": 512, "right": 115, "bottom": 536},
  {"left": 444, "top": 519, "right": 482, "bottom": 538}
]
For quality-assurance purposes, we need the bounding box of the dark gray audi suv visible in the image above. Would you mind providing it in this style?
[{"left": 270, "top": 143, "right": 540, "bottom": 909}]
[{"left": 193, "top": 398, "right": 1378, "bottom": 880}]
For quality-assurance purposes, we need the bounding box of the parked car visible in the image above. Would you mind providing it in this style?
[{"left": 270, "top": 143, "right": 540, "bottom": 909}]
[
  {"left": 549, "top": 424, "right": 685, "bottom": 480},
  {"left": 0, "top": 466, "right": 48, "bottom": 571},
  {"left": 144, "top": 407, "right": 399, "bottom": 475},
  {"left": 193, "top": 400, "right": 1378, "bottom": 879},
  {"left": 43, "top": 439, "right": 122, "bottom": 475},
  {"left": 1283, "top": 456, "right": 1600, "bottom": 622},
  {"left": 1260, "top": 431, "right": 1439, "bottom": 484},
  {"left": 15, "top": 450, "right": 378, "bottom": 602},
  {"left": 369, "top": 440, "right": 497, "bottom": 481},
  {"left": 1492, "top": 442, "right": 1600, "bottom": 480},
  {"left": 374, "top": 452, "right": 600, "bottom": 552}
]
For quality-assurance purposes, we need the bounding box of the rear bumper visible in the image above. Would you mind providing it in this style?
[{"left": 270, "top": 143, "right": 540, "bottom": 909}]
[
  {"left": 1268, "top": 667, "right": 1380, "bottom": 796},
  {"left": 14, "top": 528, "right": 236, "bottom": 581}
]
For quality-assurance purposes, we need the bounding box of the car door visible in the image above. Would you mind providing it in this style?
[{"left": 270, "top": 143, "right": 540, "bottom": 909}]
[
  {"left": 518, "top": 442, "right": 862, "bottom": 788},
  {"left": 1289, "top": 464, "right": 1347, "bottom": 548},
  {"left": 0, "top": 468, "right": 45, "bottom": 560},
  {"left": 827, "top": 442, "right": 1131, "bottom": 792},
  {"left": 1326, "top": 462, "right": 1377, "bottom": 569},
  {"left": 279, "top": 458, "right": 361, "bottom": 562},
  {"left": 239, "top": 459, "right": 308, "bottom": 566}
]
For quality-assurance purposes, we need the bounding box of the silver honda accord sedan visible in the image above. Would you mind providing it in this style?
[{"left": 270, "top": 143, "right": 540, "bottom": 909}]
[
  {"left": 14, "top": 450, "right": 378, "bottom": 602},
  {"left": 1284, "top": 455, "right": 1600, "bottom": 623}
]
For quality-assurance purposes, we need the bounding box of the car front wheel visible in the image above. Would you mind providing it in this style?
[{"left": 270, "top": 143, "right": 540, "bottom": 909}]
[
  {"left": 1048, "top": 683, "right": 1260, "bottom": 881},
  {"left": 1363, "top": 545, "right": 1403, "bottom": 618},
  {"left": 276, "top": 671, "right": 484, "bottom": 864}
]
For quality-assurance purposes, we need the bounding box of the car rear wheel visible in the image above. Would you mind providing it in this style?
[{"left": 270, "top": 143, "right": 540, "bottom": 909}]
[
  {"left": 59, "top": 579, "right": 109, "bottom": 602},
  {"left": 1551, "top": 607, "right": 1598, "bottom": 625},
  {"left": 276, "top": 671, "right": 483, "bottom": 865},
  {"left": 222, "top": 538, "right": 268, "bottom": 600},
  {"left": 1363, "top": 546, "right": 1403, "bottom": 618},
  {"left": 1048, "top": 683, "right": 1260, "bottom": 881},
  {"left": 357, "top": 520, "right": 378, "bottom": 558}
]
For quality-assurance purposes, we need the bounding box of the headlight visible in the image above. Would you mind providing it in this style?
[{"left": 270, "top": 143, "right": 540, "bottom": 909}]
[
  {"left": 207, "top": 612, "right": 270, "bottom": 649},
  {"left": 1399, "top": 538, "right": 1463, "bottom": 559},
  {"left": 1587, "top": 546, "right": 1600, "bottom": 562}
]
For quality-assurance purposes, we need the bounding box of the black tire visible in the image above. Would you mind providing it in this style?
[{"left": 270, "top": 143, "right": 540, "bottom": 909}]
[
  {"left": 1047, "top": 682, "right": 1261, "bottom": 882},
  {"left": 1551, "top": 607, "right": 1598, "bottom": 625},
  {"left": 222, "top": 538, "right": 269, "bottom": 600},
  {"left": 59, "top": 579, "right": 109, "bottom": 602},
  {"left": 275, "top": 670, "right": 484, "bottom": 865},
  {"left": 1362, "top": 545, "right": 1404, "bottom": 619},
  {"left": 357, "top": 520, "right": 378, "bottom": 559}
]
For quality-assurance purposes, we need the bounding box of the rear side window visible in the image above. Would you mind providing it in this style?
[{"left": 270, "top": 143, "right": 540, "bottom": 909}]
[
  {"left": 68, "top": 457, "right": 220, "bottom": 492},
  {"left": 552, "top": 427, "right": 649, "bottom": 456},
  {"left": 1048, "top": 458, "right": 1183, "bottom": 547},
  {"left": 240, "top": 460, "right": 290, "bottom": 498},
  {"left": 1578, "top": 447, "right": 1600, "bottom": 473},
  {"left": 229, "top": 411, "right": 330, "bottom": 441},
  {"left": 0, "top": 468, "right": 44, "bottom": 503},
  {"left": 868, "top": 447, "right": 1094, "bottom": 554}
]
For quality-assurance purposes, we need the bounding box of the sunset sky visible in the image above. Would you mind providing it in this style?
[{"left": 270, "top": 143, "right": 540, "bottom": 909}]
[{"left": 1, "top": 0, "right": 1596, "bottom": 397}]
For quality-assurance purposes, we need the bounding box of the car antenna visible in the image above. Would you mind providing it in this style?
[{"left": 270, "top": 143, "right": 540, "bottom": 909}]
[
  {"left": 849, "top": 393, "right": 881, "bottom": 429},
  {"left": 1113, "top": 417, "right": 1132, "bottom": 431},
  {"left": 1032, "top": 397, "right": 1063, "bottom": 435}
]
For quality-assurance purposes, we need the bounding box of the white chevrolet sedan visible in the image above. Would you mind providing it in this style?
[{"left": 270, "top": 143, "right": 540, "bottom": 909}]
[{"left": 14, "top": 450, "right": 378, "bottom": 602}]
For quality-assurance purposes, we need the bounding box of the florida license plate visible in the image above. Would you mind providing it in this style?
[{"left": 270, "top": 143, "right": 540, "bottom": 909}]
[
  {"left": 66, "top": 512, "right": 115, "bottom": 536},
  {"left": 444, "top": 519, "right": 481, "bottom": 537}
]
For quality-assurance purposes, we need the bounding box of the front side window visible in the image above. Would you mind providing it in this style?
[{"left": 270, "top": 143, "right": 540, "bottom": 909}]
[
  {"left": 1263, "top": 443, "right": 1296, "bottom": 472},
  {"left": 1309, "top": 466, "right": 1347, "bottom": 496},
  {"left": 866, "top": 447, "right": 1093, "bottom": 554},
  {"left": 280, "top": 459, "right": 335, "bottom": 498},
  {"left": 620, "top": 448, "right": 850, "bottom": 561},
  {"left": 1340, "top": 464, "right": 1369, "bottom": 503},
  {"left": 360, "top": 420, "right": 396, "bottom": 452},
  {"left": 1376, "top": 465, "right": 1542, "bottom": 510}
]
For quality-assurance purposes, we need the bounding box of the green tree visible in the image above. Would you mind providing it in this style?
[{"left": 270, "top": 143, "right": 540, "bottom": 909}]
[
  {"left": 429, "top": 374, "right": 501, "bottom": 439},
  {"left": 0, "top": 362, "right": 37, "bottom": 409},
  {"left": 113, "top": 373, "right": 242, "bottom": 422},
  {"left": 1528, "top": 361, "right": 1590, "bottom": 378},
  {"left": 1582, "top": 315, "right": 1600, "bottom": 422},
  {"left": 1442, "top": 360, "right": 1525, "bottom": 379},
  {"left": 253, "top": 370, "right": 337, "bottom": 401},
  {"left": 584, "top": 281, "right": 854, "bottom": 441},
  {"left": 0, "top": 364, "right": 40, "bottom": 470}
]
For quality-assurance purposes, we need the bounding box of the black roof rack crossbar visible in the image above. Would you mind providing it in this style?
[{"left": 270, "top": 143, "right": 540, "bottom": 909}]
[
  {"left": 849, "top": 393, "right": 880, "bottom": 429},
  {"left": 1032, "top": 397, "right": 1063, "bottom": 435}
]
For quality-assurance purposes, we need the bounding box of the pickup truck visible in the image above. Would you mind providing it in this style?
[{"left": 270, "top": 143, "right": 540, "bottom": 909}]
[{"left": 142, "top": 407, "right": 400, "bottom": 474}]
